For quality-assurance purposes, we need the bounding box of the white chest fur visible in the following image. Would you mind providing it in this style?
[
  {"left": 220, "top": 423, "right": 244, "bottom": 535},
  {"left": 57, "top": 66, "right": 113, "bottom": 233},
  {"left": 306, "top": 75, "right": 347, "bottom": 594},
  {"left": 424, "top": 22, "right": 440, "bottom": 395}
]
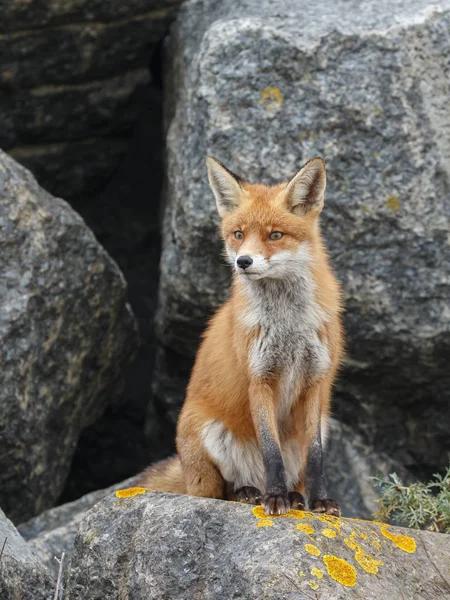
[
  {"left": 241, "top": 247, "right": 330, "bottom": 421},
  {"left": 202, "top": 419, "right": 302, "bottom": 491}
]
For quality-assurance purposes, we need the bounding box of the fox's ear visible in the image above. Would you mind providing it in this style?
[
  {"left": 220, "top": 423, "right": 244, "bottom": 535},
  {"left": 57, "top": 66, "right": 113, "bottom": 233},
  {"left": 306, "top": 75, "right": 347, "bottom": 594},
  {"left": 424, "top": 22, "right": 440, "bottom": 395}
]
[
  {"left": 206, "top": 156, "right": 243, "bottom": 217},
  {"left": 284, "top": 157, "right": 326, "bottom": 216}
]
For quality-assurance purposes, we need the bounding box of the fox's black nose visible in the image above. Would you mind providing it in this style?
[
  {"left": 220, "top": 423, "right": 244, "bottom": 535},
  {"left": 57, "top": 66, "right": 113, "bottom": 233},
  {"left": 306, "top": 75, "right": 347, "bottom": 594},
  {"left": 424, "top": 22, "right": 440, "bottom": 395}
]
[{"left": 237, "top": 255, "right": 253, "bottom": 270}]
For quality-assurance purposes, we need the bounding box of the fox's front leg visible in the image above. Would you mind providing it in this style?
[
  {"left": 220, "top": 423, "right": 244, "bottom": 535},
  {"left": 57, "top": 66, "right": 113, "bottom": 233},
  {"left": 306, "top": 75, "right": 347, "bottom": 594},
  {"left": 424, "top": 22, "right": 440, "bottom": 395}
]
[
  {"left": 302, "top": 386, "right": 341, "bottom": 516},
  {"left": 249, "top": 379, "right": 290, "bottom": 515}
]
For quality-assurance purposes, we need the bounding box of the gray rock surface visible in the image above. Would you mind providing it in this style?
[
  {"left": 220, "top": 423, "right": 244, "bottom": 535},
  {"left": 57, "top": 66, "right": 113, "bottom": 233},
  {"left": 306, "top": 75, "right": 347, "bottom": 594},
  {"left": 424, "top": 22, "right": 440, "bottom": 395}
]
[
  {"left": 17, "top": 477, "right": 137, "bottom": 578},
  {"left": 1, "top": 0, "right": 182, "bottom": 201},
  {"left": 2, "top": 0, "right": 181, "bottom": 32},
  {"left": 0, "top": 150, "right": 138, "bottom": 523},
  {"left": 64, "top": 490, "right": 450, "bottom": 599},
  {"left": 324, "top": 419, "right": 412, "bottom": 520},
  {"left": 0, "top": 507, "right": 54, "bottom": 599},
  {"left": 153, "top": 0, "right": 450, "bottom": 474}
]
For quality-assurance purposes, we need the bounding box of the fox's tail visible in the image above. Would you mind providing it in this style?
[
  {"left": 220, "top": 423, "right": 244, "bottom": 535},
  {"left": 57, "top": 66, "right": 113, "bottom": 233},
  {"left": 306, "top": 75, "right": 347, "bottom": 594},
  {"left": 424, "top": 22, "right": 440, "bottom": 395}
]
[{"left": 137, "top": 455, "right": 187, "bottom": 494}]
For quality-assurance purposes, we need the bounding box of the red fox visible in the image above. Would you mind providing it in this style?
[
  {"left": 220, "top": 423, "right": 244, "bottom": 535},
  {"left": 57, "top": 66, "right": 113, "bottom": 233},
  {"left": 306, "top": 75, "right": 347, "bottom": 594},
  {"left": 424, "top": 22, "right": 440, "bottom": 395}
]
[{"left": 139, "top": 156, "right": 344, "bottom": 516}]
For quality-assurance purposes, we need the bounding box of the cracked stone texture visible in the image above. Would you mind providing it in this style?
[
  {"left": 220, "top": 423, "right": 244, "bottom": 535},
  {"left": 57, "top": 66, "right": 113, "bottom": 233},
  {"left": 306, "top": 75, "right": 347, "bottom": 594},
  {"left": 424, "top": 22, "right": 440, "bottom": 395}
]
[
  {"left": 0, "top": 507, "right": 54, "bottom": 600},
  {"left": 1, "top": 0, "right": 182, "bottom": 201},
  {"left": 0, "top": 150, "right": 138, "bottom": 523},
  {"left": 63, "top": 491, "right": 450, "bottom": 600},
  {"left": 17, "top": 477, "right": 137, "bottom": 578},
  {"left": 153, "top": 0, "right": 450, "bottom": 476}
]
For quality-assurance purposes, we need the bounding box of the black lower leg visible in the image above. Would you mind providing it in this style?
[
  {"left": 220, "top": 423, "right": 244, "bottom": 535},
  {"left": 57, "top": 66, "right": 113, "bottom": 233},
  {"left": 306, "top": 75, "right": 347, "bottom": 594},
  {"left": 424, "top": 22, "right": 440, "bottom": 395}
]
[
  {"left": 259, "top": 426, "right": 290, "bottom": 515},
  {"left": 305, "top": 426, "right": 340, "bottom": 516}
]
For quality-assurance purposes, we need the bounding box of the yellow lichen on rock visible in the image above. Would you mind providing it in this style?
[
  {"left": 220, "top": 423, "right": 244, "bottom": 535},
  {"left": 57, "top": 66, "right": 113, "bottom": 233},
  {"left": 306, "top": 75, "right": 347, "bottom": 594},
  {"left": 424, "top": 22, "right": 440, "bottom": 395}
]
[
  {"left": 252, "top": 506, "right": 312, "bottom": 520},
  {"left": 257, "top": 519, "right": 274, "bottom": 528},
  {"left": 386, "top": 194, "right": 400, "bottom": 212},
  {"left": 343, "top": 531, "right": 359, "bottom": 550},
  {"left": 318, "top": 515, "right": 343, "bottom": 535},
  {"left": 305, "top": 544, "right": 321, "bottom": 557},
  {"left": 342, "top": 530, "right": 384, "bottom": 575},
  {"left": 321, "top": 528, "right": 337, "bottom": 539},
  {"left": 311, "top": 567, "right": 324, "bottom": 579},
  {"left": 290, "top": 509, "right": 314, "bottom": 520},
  {"left": 371, "top": 539, "right": 381, "bottom": 551},
  {"left": 258, "top": 86, "right": 284, "bottom": 110},
  {"left": 380, "top": 527, "right": 416, "bottom": 553},
  {"left": 297, "top": 523, "right": 315, "bottom": 534},
  {"left": 308, "top": 580, "right": 319, "bottom": 590},
  {"left": 322, "top": 555, "right": 357, "bottom": 587},
  {"left": 250, "top": 504, "right": 416, "bottom": 584},
  {"left": 115, "top": 487, "right": 146, "bottom": 498},
  {"left": 354, "top": 548, "right": 384, "bottom": 574},
  {"left": 252, "top": 506, "right": 266, "bottom": 519},
  {"left": 344, "top": 537, "right": 355, "bottom": 550}
]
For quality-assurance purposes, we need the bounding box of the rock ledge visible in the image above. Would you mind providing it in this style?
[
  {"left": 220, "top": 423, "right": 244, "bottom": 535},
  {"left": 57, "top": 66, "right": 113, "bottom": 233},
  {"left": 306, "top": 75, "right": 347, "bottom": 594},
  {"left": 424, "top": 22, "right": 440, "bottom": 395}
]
[{"left": 64, "top": 490, "right": 450, "bottom": 599}]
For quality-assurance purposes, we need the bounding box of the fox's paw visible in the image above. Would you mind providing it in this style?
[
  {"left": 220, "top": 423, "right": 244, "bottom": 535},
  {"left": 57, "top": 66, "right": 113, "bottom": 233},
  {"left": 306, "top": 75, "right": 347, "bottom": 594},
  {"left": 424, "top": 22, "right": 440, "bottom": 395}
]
[
  {"left": 310, "top": 498, "right": 341, "bottom": 517},
  {"left": 262, "top": 493, "right": 290, "bottom": 516},
  {"left": 235, "top": 486, "right": 262, "bottom": 505},
  {"left": 288, "top": 491, "right": 306, "bottom": 511}
]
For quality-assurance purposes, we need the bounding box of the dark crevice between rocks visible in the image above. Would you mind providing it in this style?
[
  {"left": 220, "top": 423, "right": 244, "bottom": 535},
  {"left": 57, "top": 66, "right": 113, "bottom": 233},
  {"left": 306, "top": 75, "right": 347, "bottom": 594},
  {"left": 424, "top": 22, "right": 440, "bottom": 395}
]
[
  {"left": 333, "top": 330, "right": 450, "bottom": 482},
  {"left": 58, "top": 38, "right": 166, "bottom": 504}
]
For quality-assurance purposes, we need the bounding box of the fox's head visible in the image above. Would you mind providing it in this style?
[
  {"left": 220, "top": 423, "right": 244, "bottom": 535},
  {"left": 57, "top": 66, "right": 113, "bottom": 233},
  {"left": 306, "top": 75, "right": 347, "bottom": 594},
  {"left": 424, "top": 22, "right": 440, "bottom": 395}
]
[{"left": 206, "top": 156, "right": 326, "bottom": 281}]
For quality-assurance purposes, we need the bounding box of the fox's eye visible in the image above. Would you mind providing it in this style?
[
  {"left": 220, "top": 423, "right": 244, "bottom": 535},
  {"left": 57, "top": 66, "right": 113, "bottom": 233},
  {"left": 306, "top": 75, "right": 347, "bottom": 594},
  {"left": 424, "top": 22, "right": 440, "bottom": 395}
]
[
  {"left": 269, "top": 231, "right": 283, "bottom": 241},
  {"left": 234, "top": 231, "right": 244, "bottom": 240}
]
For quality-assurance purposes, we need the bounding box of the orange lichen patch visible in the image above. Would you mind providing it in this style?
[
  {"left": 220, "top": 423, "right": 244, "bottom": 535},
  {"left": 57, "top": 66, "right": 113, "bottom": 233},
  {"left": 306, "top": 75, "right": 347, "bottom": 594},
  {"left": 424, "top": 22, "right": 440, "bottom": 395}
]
[
  {"left": 323, "top": 555, "right": 357, "bottom": 587},
  {"left": 252, "top": 506, "right": 312, "bottom": 520},
  {"left": 257, "top": 519, "right": 274, "bottom": 528},
  {"left": 311, "top": 567, "right": 324, "bottom": 579},
  {"left": 305, "top": 544, "right": 321, "bottom": 557},
  {"left": 115, "top": 487, "right": 146, "bottom": 498},
  {"left": 297, "top": 523, "right": 315, "bottom": 534},
  {"left": 354, "top": 548, "right": 384, "bottom": 574},
  {"left": 321, "top": 528, "right": 337, "bottom": 539},
  {"left": 371, "top": 539, "right": 381, "bottom": 551},
  {"left": 308, "top": 580, "right": 319, "bottom": 590},
  {"left": 318, "top": 515, "right": 343, "bottom": 535},
  {"left": 299, "top": 571, "right": 306, "bottom": 577},
  {"left": 380, "top": 527, "right": 416, "bottom": 553},
  {"left": 360, "top": 533, "right": 368, "bottom": 540}
]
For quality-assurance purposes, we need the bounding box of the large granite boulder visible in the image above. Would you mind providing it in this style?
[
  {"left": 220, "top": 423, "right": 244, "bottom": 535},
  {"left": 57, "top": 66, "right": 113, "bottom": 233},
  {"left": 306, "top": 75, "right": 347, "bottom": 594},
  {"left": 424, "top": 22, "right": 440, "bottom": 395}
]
[
  {"left": 0, "top": 508, "right": 54, "bottom": 600},
  {"left": 0, "top": 150, "right": 138, "bottom": 523},
  {"left": 152, "top": 0, "right": 450, "bottom": 474},
  {"left": 1, "top": 0, "right": 182, "bottom": 201},
  {"left": 63, "top": 490, "right": 450, "bottom": 599}
]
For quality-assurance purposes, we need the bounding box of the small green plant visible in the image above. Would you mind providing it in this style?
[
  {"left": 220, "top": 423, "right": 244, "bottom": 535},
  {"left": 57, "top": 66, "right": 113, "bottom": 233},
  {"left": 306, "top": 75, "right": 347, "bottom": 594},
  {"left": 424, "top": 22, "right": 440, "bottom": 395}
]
[{"left": 373, "top": 465, "right": 450, "bottom": 534}]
